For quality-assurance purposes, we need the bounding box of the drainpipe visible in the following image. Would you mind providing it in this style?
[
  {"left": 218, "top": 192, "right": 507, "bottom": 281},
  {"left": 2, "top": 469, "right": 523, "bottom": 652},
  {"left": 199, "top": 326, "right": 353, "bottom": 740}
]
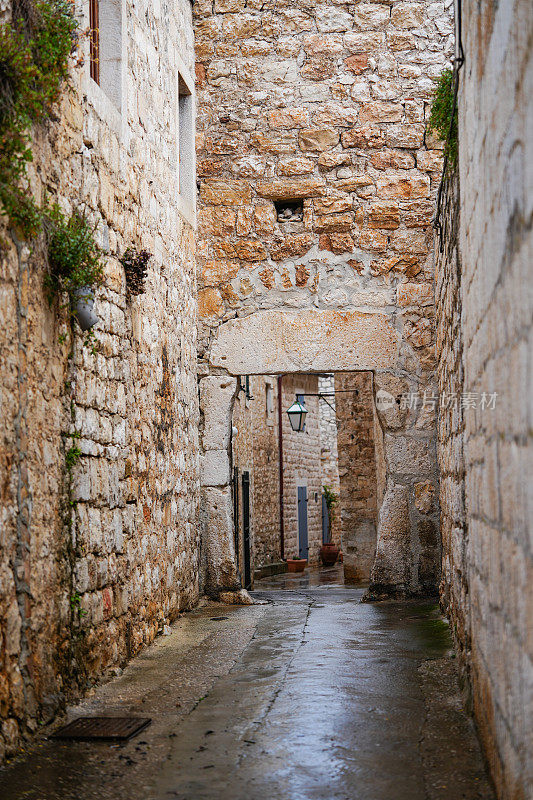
[{"left": 277, "top": 375, "right": 285, "bottom": 560}]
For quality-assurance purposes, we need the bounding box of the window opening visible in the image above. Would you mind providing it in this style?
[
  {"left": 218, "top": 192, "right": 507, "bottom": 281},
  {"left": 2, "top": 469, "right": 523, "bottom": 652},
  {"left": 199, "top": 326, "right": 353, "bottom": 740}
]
[
  {"left": 89, "top": 0, "right": 100, "bottom": 84},
  {"left": 275, "top": 199, "right": 303, "bottom": 223},
  {"left": 178, "top": 74, "right": 194, "bottom": 202},
  {"left": 89, "top": 0, "right": 122, "bottom": 110}
]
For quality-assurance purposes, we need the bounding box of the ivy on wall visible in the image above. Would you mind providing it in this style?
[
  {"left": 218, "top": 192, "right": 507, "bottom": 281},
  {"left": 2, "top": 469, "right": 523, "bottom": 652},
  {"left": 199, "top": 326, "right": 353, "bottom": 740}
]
[{"left": 0, "top": 0, "right": 78, "bottom": 237}]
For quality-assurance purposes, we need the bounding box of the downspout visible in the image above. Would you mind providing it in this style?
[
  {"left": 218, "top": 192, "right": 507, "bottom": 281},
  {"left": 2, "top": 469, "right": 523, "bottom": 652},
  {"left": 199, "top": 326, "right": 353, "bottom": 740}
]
[{"left": 277, "top": 375, "right": 285, "bottom": 560}]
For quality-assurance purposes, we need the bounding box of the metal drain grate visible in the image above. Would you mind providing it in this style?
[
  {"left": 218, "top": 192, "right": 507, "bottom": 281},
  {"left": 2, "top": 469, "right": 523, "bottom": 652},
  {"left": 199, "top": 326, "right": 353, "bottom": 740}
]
[{"left": 51, "top": 716, "right": 151, "bottom": 742}]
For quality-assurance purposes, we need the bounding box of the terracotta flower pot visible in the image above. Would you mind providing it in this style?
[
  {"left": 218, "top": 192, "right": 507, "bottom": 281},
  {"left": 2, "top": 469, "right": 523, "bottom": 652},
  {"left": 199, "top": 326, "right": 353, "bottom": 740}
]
[
  {"left": 286, "top": 558, "right": 307, "bottom": 573},
  {"left": 320, "top": 543, "right": 340, "bottom": 566}
]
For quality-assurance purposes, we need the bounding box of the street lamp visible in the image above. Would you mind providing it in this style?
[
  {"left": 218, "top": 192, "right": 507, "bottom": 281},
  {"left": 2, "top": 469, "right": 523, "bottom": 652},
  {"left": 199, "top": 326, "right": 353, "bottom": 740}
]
[{"left": 286, "top": 398, "right": 308, "bottom": 432}]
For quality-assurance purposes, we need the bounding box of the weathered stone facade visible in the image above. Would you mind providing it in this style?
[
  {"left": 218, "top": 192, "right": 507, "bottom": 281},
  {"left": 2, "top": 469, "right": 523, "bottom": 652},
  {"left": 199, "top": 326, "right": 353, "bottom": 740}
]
[
  {"left": 335, "top": 371, "right": 378, "bottom": 582},
  {"left": 318, "top": 374, "right": 341, "bottom": 545},
  {"left": 195, "top": 0, "right": 452, "bottom": 599},
  {"left": 437, "top": 2, "right": 533, "bottom": 796},
  {"left": 280, "top": 374, "right": 323, "bottom": 563},
  {"left": 248, "top": 377, "right": 282, "bottom": 572},
  {"left": 0, "top": 0, "right": 199, "bottom": 759},
  {"left": 232, "top": 373, "right": 324, "bottom": 575}
]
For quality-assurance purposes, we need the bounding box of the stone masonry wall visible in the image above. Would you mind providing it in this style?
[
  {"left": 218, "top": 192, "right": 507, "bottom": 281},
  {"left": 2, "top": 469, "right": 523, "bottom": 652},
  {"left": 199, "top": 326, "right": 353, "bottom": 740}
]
[
  {"left": 195, "top": 0, "right": 451, "bottom": 597},
  {"left": 281, "top": 375, "right": 322, "bottom": 563},
  {"left": 250, "top": 377, "right": 282, "bottom": 569},
  {"left": 435, "top": 174, "right": 467, "bottom": 668},
  {"left": 318, "top": 374, "right": 341, "bottom": 546},
  {"left": 335, "top": 371, "right": 378, "bottom": 581},
  {"left": 194, "top": 0, "right": 453, "bottom": 343},
  {"left": 0, "top": 0, "right": 198, "bottom": 760},
  {"left": 437, "top": 0, "right": 533, "bottom": 800},
  {"left": 436, "top": 3, "right": 533, "bottom": 797}
]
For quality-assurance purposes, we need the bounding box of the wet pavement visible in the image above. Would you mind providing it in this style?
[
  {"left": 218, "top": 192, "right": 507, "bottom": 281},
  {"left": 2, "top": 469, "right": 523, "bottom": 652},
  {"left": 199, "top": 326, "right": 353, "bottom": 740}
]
[{"left": 0, "top": 568, "right": 494, "bottom": 800}]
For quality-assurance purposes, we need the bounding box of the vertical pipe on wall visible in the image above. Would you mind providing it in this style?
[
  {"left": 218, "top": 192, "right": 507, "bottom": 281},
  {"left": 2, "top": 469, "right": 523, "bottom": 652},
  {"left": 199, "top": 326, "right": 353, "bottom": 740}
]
[{"left": 277, "top": 375, "right": 285, "bottom": 560}]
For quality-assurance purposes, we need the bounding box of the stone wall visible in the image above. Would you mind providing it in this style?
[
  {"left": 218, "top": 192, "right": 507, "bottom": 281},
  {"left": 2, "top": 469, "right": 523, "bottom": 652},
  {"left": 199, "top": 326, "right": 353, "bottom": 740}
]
[
  {"left": 0, "top": 0, "right": 198, "bottom": 760},
  {"left": 250, "top": 377, "right": 281, "bottom": 570},
  {"left": 281, "top": 374, "right": 322, "bottom": 564},
  {"left": 435, "top": 174, "right": 467, "bottom": 663},
  {"left": 318, "top": 374, "right": 341, "bottom": 545},
  {"left": 335, "top": 371, "right": 378, "bottom": 582},
  {"left": 230, "top": 377, "right": 254, "bottom": 584},
  {"left": 195, "top": 0, "right": 451, "bottom": 597},
  {"left": 436, "top": 2, "right": 533, "bottom": 797}
]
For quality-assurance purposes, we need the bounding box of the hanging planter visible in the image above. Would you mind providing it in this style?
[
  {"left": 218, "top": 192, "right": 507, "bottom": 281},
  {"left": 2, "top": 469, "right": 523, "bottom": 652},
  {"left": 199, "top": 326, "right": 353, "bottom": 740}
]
[
  {"left": 44, "top": 204, "right": 104, "bottom": 340},
  {"left": 73, "top": 286, "right": 99, "bottom": 331}
]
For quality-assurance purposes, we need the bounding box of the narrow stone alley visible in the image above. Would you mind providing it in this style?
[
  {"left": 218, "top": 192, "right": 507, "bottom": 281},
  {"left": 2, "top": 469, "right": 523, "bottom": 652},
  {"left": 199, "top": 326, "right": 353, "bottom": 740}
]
[{"left": 0, "top": 569, "right": 493, "bottom": 800}]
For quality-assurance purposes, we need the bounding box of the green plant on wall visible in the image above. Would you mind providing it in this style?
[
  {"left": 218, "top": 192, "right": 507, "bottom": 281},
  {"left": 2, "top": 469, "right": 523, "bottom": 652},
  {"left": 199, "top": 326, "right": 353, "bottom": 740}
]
[
  {"left": 428, "top": 67, "right": 458, "bottom": 167},
  {"left": 323, "top": 484, "right": 339, "bottom": 524},
  {"left": 44, "top": 203, "right": 104, "bottom": 301},
  {"left": 0, "top": 0, "right": 78, "bottom": 236}
]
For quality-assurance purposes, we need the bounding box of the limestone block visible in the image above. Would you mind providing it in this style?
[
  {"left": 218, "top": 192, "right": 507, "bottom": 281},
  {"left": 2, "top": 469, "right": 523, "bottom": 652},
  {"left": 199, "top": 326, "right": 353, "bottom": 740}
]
[
  {"left": 200, "top": 376, "right": 236, "bottom": 450},
  {"left": 314, "top": 103, "right": 359, "bottom": 127},
  {"left": 341, "top": 127, "right": 384, "bottom": 149},
  {"left": 201, "top": 487, "right": 240, "bottom": 595},
  {"left": 359, "top": 102, "right": 404, "bottom": 124},
  {"left": 270, "top": 234, "right": 313, "bottom": 261},
  {"left": 256, "top": 178, "right": 326, "bottom": 200},
  {"left": 352, "top": 4, "right": 390, "bottom": 31},
  {"left": 301, "top": 58, "right": 336, "bottom": 81},
  {"left": 384, "top": 434, "right": 434, "bottom": 476},
  {"left": 391, "top": 3, "right": 424, "bottom": 29},
  {"left": 201, "top": 260, "right": 240, "bottom": 288},
  {"left": 200, "top": 181, "right": 252, "bottom": 205},
  {"left": 374, "top": 373, "right": 409, "bottom": 430},
  {"left": 267, "top": 108, "right": 309, "bottom": 129},
  {"left": 277, "top": 158, "right": 315, "bottom": 176},
  {"left": 414, "top": 481, "right": 435, "bottom": 514},
  {"left": 367, "top": 203, "right": 401, "bottom": 229},
  {"left": 371, "top": 482, "right": 411, "bottom": 587},
  {"left": 198, "top": 287, "right": 224, "bottom": 319},
  {"left": 209, "top": 309, "right": 400, "bottom": 374},
  {"left": 299, "top": 128, "right": 340, "bottom": 151},
  {"left": 301, "top": 34, "right": 344, "bottom": 55},
  {"left": 377, "top": 174, "right": 430, "bottom": 199},
  {"left": 397, "top": 283, "right": 434, "bottom": 307},
  {"left": 316, "top": 6, "right": 354, "bottom": 32}
]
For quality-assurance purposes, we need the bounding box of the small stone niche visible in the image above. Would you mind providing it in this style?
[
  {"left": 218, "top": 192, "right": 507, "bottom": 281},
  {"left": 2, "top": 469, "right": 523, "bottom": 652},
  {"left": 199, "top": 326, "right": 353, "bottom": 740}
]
[{"left": 275, "top": 200, "right": 304, "bottom": 223}]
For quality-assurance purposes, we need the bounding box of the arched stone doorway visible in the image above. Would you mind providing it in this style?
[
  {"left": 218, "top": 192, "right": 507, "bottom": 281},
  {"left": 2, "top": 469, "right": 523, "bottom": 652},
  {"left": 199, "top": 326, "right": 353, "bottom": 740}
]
[{"left": 199, "top": 309, "right": 439, "bottom": 599}]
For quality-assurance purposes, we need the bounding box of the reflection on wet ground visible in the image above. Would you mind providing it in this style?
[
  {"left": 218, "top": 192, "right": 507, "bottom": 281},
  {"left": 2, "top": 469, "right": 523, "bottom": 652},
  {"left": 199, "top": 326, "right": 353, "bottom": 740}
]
[
  {"left": 0, "top": 571, "right": 494, "bottom": 800},
  {"left": 257, "top": 563, "right": 346, "bottom": 590}
]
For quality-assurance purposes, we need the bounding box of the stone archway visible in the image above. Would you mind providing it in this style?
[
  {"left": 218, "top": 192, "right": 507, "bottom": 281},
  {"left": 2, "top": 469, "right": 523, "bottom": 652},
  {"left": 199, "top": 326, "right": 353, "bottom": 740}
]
[{"left": 200, "top": 309, "right": 440, "bottom": 599}]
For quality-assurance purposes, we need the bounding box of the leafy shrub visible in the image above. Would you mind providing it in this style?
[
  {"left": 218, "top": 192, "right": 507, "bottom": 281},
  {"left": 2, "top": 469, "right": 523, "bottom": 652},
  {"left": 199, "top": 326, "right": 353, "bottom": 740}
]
[
  {"left": 428, "top": 67, "right": 458, "bottom": 167},
  {"left": 0, "top": 1, "right": 78, "bottom": 236},
  {"left": 44, "top": 204, "right": 104, "bottom": 301}
]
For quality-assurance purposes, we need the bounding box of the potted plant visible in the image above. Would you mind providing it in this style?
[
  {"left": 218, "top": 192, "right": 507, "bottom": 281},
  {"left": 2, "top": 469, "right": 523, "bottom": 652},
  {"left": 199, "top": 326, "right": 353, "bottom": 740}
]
[
  {"left": 320, "top": 485, "right": 340, "bottom": 566},
  {"left": 44, "top": 204, "right": 104, "bottom": 332},
  {"left": 286, "top": 555, "right": 307, "bottom": 573}
]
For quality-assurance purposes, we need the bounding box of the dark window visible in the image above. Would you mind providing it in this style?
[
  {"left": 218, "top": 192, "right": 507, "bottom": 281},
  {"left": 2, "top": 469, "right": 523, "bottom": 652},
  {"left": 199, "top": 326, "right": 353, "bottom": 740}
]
[
  {"left": 274, "top": 199, "right": 303, "bottom": 223},
  {"left": 89, "top": 0, "right": 100, "bottom": 84}
]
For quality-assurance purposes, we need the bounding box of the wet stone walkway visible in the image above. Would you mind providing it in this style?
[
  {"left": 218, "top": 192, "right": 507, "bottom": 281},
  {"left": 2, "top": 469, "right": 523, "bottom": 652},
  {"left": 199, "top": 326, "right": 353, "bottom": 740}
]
[{"left": 0, "top": 569, "right": 494, "bottom": 800}]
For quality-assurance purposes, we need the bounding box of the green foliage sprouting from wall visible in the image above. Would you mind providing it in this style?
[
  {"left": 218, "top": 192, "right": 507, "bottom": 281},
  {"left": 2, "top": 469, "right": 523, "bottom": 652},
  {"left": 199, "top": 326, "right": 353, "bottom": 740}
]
[
  {"left": 44, "top": 203, "right": 104, "bottom": 302},
  {"left": 0, "top": 0, "right": 78, "bottom": 237},
  {"left": 428, "top": 67, "right": 458, "bottom": 167}
]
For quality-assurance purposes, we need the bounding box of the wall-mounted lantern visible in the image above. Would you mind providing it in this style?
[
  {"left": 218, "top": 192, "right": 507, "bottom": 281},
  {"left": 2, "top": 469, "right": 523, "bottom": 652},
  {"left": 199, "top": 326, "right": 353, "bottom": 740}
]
[{"left": 286, "top": 397, "right": 308, "bottom": 432}]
